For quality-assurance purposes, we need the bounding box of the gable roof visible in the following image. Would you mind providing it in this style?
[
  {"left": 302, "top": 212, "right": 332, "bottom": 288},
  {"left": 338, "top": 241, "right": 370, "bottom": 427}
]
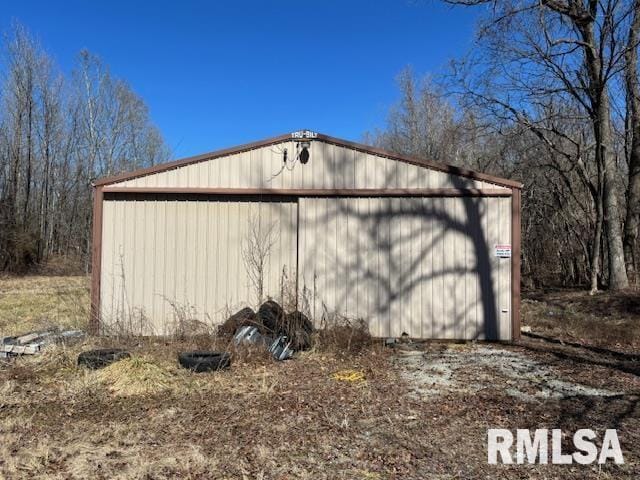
[{"left": 93, "top": 131, "right": 523, "bottom": 189}]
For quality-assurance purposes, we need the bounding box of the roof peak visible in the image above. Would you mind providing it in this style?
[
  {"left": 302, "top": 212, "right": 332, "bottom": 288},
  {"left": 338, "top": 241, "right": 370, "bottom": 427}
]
[{"left": 93, "top": 131, "right": 522, "bottom": 190}]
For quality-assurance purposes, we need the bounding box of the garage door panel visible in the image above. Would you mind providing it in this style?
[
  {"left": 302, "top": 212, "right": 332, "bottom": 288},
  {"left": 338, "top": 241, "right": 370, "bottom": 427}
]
[
  {"left": 101, "top": 193, "right": 511, "bottom": 339},
  {"left": 100, "top": 196, "right": 298, "bottom": 335},
  {"left": 298, "top": 196, "right": 510, "bottom": 340}
]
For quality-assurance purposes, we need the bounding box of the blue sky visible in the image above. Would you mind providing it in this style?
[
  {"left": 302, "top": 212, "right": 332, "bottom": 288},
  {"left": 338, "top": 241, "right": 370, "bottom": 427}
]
[{"left": 1, "top": 1, "right": 479, "bottom": 158}]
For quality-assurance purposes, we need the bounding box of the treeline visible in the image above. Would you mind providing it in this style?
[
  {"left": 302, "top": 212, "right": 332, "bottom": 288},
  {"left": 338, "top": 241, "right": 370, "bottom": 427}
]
[
  {"left": 0, "top": 24, "right": 167, "bottom": 273},
  {"left": 3, "top": 0, "right": 640, "bottom": 293},
  {"left": 370, "top": 0, "right": 640, "bottom": 291}
]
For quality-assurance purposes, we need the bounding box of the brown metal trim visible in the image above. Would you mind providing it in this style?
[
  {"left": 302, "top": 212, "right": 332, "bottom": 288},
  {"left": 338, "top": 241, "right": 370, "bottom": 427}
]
[
  {"left": 93, "top": 132, "right": 524, "bottom": 190},
  {"left": 511, "top": 188, "right": 522, "bottom": 341},
  {"left": 102, "top": 187, "right": 513, "bottom": 197},
  {"left": 89, "top": 185, "right": 104, "bottom": 335}
]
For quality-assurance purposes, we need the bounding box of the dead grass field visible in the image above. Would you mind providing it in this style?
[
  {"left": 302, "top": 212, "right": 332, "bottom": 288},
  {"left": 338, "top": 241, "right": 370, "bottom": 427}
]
[
  {"left": 0, "top": 277, "right": 638, "bottom": 479},
  {"left": 0, "top": 275, "right": 89, "bottom": 335},
  {"left": 522, "top": 288, "right": 640, "bottom": 353}
]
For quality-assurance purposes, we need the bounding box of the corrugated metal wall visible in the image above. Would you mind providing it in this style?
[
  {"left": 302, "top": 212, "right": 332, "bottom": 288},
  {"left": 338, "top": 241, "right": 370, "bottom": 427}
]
[
  {"left": 98, "top": 138, "right": 514, "bottom": 339},
  {"left": 110, "top": 140, "right": 508, "bottom": 191},
  {"left": 100, "top": 195, "right": 297, "bottom": 334},
  {"left": 100, "top": 193, "right": 511, "bottom": 339},
  {"left": 298, "top": 196, "right": 512, "bottom": 340}
]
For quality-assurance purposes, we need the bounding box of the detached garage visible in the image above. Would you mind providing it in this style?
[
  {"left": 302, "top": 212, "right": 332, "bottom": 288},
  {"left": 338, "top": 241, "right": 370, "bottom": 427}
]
[{"left": 90, "top": 130, "right": 522, "bottom": 340}]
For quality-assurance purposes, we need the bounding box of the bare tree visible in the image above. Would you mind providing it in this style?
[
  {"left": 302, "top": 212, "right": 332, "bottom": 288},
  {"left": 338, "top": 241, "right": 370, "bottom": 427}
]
[
  {"left": 242, "top": 214, "right": 278, "bottom": 305},
  {"left": 623, "top": 0, "right": 640, "bottom": 284},
  {"left": 443, "top": 0, "right": 635, "bottom": 289},
  {"left": 369, "top": 68, "right": 465, "bottom": 164},
  {"left": 0, "top": 23, "right": 169, "bottom": 273}
]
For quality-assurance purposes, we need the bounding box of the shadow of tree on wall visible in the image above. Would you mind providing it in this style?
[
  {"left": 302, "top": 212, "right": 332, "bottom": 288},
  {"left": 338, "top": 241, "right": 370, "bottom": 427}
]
[
  {"left": 100, "top": 142, "right": 512, "bottom": 340},
  {"left": 295, "top": 154, "right": 509, "bottom": 340}
]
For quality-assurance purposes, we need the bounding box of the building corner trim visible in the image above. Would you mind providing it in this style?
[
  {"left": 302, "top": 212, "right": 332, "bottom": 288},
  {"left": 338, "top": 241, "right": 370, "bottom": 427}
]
[
  {"left": 511, "top": 188, "right": 522, "bottom": 340},
  {"left": 89, "top": 185, "right": 104, "bottom": 335}
]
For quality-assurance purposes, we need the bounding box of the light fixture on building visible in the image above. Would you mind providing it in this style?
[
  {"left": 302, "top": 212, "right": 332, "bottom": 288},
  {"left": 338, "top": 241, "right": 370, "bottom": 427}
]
[{"left": 299, "top": 141, "right": 310, "bottom": 164}]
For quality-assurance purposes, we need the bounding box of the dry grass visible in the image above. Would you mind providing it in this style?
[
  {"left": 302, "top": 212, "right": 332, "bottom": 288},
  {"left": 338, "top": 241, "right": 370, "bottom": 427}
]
[
  {"left": 0, "top": 338, "right": 638, "bottom": 479},
  {"left": 97, "top": 356, "right": 182, "bottom": 396},
  {"left": 0, "top": 277, "right": 638, "bottom": 478},
  {"left": 313, "top": 316, "right": 375, "bottom": 354},
  {"left": 522, "top": 289, "right": 640, "bottom": 352},
  {"left": 0, "top": 275, "right": 89, "bottom": 335}
]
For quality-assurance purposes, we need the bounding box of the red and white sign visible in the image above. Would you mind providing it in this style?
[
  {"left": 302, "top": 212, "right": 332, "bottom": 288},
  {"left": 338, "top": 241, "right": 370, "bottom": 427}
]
[{"left": 495, "top": 244, "right": 512, "bottom": 258}]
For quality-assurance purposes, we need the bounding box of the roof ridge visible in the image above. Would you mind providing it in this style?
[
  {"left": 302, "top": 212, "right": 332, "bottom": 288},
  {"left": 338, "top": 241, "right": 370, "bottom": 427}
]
[{"left": 93, "top": 130, "right": 523, "bottom": 189}]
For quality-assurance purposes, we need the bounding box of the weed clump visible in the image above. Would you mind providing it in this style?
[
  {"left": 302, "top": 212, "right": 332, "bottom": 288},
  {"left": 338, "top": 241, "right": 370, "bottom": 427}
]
[
  {"left": 97, "top": 356, "right": 177, "bottom": 396},
  {"left": 314, "top": 317, "right": 373, "bottom": 353}
]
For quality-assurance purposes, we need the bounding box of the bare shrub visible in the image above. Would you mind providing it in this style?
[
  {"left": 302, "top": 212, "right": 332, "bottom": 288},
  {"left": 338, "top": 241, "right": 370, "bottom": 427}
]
[
  {"left": 1, "top": 228, "right": 39, "bottom": 274},
  {"left": 297, "top": 283, "right": 314, "bottom": 321},
  {"left": 101, "top": 307, "right": 156, "bottom": 339},
  {"left": 163, "top": 297, "right": 214, "bottom": 340},
  {"left": 38, "top": 254, "right": 85, "bottom": 276},
  {"left": 314, "top": 314, "right": 373, "bottom": 353},
  {"left": 278, "top": 267, "right": 298, "bottom": 312},
  {"left": 242, "top": 215, "right": 277, "bottom": 305},
  {"left": 227, "top": 341, "right": 274, "bottom": 366},
  {"left": 99, "top": 255, "right": 155, "bottom": 338},
  {"left": 55, "top": 284, "right": 90, "bottom": 331}
]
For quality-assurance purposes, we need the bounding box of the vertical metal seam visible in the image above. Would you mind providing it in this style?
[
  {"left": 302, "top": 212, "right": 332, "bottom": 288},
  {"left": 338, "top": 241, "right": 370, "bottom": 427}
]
[{"left": 295, "top": 199, "right": 301, "bottom": 312}]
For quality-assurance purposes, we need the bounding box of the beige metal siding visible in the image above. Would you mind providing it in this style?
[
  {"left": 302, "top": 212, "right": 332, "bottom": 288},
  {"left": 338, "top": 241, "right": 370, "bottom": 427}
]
[
  {"left": 110, "top": 140, "right": 508, "bottom": 191},
  {"left": 100, "top": 195, "right": 297, "bottom": 335},
  {"left": 298, "top": 196, "right": 512, "bottom": 340},
  {"left": 98, "top": 136, "right": 516, "bottom": 339}
]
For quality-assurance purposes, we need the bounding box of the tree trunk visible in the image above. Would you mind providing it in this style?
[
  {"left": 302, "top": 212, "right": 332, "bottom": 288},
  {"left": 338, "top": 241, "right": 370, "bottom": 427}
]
[
  {"left": 623, "top": 0, "right": 640, "bottom": 286},
  {"left": 590, "top": 191, "right": 604, "bottom": 293},
  {"left": 579, "top": 14, "right": 630, "bottom": 290},
  {"left": 23, "top": 94, "right": 33, "bottom": 224},
  {"left": 600, "top": 95, "right": 629, "bottom": 289}
]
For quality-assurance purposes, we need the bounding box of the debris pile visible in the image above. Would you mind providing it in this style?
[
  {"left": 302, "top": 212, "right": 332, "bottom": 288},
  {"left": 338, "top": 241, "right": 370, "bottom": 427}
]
[
  {"left": 220, "top": 300, "right": 314, "bottom": 360},
  {"left": 217, "top": 307, "right": 264, "bottom": 337},
  {"left": 1, "top": 329, "right": 85, "bottom": 358}
]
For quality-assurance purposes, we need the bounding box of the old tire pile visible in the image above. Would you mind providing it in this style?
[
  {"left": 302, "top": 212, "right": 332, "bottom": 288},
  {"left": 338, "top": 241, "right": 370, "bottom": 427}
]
[
  {"left": 257, "top": 300, "right": 284, "bottom": 333},
  {"left": 178, "top": 351, "right": 231, "bottom": 372},
  {"left": 77, "top": 348, "right": 130, "bottom": 369},
  {"left": 219, "top": 301, "right": 314, "bottom": 351},
  {"left": 217, "top": 307, "right": 264, "bottom": 337},
  {"left": 283, "top": 310, "right": 314, "bottom": 351}
]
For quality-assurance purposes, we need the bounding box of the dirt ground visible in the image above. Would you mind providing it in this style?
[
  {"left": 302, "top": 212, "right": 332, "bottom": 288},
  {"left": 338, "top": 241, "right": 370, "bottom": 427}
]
[{"left": 0, "top": 277, "right": 638, "bottom": 479}]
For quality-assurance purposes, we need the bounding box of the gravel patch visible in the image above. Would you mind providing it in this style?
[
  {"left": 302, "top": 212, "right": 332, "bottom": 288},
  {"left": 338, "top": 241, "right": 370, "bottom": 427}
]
[{"left": 395, "top": 344, "right": 622, "bottom": 401}]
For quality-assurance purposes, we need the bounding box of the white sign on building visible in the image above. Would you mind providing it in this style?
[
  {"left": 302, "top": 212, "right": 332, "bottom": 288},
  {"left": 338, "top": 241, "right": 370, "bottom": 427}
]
[{"left": 291, "top": 130, "right": 318, "bottom": 139}]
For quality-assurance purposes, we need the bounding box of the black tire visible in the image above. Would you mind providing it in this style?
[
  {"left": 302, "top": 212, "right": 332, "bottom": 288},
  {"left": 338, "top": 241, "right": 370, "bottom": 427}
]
[
  {"left": 218, "top": 307, "right": 264, "bottom": 338},
  {"left": 78, "top": 348, "right": 130, "bottom": 369},
  {"left": 178, "top": 351, "right": 231, "bottom": 372},
  {"left": 258, "top": 300, "right": 284, "bottom": 333},
  {"left": 285, "top": 311, "right": 314, "bottom": 335}
]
